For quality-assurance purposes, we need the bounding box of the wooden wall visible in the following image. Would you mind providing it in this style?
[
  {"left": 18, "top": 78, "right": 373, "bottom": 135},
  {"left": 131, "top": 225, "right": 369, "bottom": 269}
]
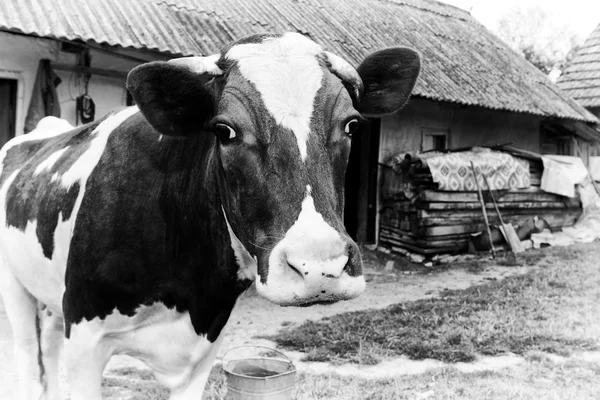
[
  {"left": 375, "top": 97, "right": 544, "bottom": 243},
  {"left": 378, "top": 98, "right": 543, "bottom": 163}
]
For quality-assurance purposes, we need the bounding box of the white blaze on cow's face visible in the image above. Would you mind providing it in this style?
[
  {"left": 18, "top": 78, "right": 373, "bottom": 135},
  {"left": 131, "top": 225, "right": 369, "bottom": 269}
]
[
  {"left": 216, "top": 33, "right": 365, "bottom": 306},
  {"left": 225, "top": 32, "right": 324, "bottom": 161}
]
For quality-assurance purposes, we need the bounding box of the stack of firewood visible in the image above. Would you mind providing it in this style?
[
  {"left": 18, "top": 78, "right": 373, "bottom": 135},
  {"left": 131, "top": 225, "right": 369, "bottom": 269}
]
[{"left": 379, "top": 149, "right": 582, "bottom": 256}]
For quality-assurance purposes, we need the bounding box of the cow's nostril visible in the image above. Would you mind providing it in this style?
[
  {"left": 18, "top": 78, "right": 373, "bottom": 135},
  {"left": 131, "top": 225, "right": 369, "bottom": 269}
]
[
  {"left": 287, "top": 261, "right": 304, "bottom": 279},
  {"left": 343, "top": 258, "right": 352, "bottom": 274}
]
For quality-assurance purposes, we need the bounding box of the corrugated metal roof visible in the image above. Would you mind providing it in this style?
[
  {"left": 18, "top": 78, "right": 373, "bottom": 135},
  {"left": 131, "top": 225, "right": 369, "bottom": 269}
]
[
  {"left": 0, "top": 0, "right": 597, "bottom": 123},
  {"left": 557, "top": 23, "right": 600, "bottom": 109},
  {"left": 0, "top": 0, "right": 202, "bottom": 55}
]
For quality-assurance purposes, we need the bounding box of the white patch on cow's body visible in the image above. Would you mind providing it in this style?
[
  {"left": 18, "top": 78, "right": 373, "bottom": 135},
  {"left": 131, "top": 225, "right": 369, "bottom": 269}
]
[
  {"left": 0, "top": 107, "right": 140, "bottom": 315},
  {"left": 226, "top": 33, "right": 323, "bottom": 161},
  {"left": 0, "top": 116, "right": 73, "bottom": 178},
  {"left": 222, "top": 207, "right": 257, "bottom": 281},
  {"left": 65, "top": 303, "right": 221, "bottom": 400},
  {"left": 0, "top": 170, "right": 66, "bottom": 310},
  {"left": 60, "top": 107, "right": 139, "bottom": 189},
  {"left": 256, "top": 185, "right": 365, "bottom": 305},
  {"left": 0, "top": 115, "right": 79, "bottom": 311},
  {"left": 0, "top": 169, "right": 68, "bottom": 399},
  {"left": 34, "top": 147, "right": 70, "bottom": 176}
]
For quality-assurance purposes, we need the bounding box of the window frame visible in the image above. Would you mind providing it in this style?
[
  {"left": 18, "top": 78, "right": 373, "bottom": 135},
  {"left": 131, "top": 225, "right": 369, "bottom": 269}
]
[{"left": 420, "top": 127, "right": 450, "bottom": 152}]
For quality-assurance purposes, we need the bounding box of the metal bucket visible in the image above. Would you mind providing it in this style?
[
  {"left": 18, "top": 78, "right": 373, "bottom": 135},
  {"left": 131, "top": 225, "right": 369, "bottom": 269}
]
[{"left": 223, "top": 346, "right": 296, "bottom": 400}]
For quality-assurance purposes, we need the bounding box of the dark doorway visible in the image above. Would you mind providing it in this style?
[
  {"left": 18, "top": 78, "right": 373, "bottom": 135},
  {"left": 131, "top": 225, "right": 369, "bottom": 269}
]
[
  {"left": 0, "top": 79, "right": 17, "bottom": 147},
  {"left": 344, "top": 118, "right": 381, "bottom": 243}
]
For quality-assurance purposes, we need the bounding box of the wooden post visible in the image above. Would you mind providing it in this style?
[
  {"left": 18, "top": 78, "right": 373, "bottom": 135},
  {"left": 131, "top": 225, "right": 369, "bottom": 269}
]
[
  {"left": 482, "top": 174, "right": 524, "bottom": 254},
  {"left": 470, "top": 161, "right": 496, "bottom": 258}
]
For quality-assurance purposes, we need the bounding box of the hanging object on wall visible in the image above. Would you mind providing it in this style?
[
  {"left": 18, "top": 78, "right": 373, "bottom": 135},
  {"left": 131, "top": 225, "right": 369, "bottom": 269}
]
[
  {"left": 76, "top": 94, "right": 95, "bottom": 124},
  {"left": 24, "top": 59, "right": 62, "bottom": 133},
  {"left": 76, "top": 50, "right": 95, "bottom": 125}
]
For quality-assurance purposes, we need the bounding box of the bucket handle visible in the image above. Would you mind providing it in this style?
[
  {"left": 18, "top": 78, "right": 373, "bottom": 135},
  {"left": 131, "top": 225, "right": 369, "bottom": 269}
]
[{"left": 222, "top": 345, "right": 292, "bottom": 364}]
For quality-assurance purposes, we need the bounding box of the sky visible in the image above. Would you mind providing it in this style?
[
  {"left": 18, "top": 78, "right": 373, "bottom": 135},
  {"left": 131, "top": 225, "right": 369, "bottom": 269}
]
[{"left": 439, "top": 0, "right": 600, "bottom": 43}]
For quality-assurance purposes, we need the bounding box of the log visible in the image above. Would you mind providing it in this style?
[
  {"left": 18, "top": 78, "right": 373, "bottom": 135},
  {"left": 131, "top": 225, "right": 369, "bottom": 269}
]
[
  {"left": 415, "top": 217, "right": 578, "bottom": 237},
  {"left": 418, "top": 208, "right": 582, "bottom": 219},
  {"left": 419, "top": 201, "right": 573, "bottom": 211},
  {"left": 417, "top": 209, "right": 581, "bottom": 228},
  {"left": 380, "top": 224, "right": 473, "bottom": 240},
  {"left": 379, "top": 231, "right": 468, "bottom": 249},
  {"left": 378, "top": 238, "right": 465, "bottom": 255},
  {"left": 418, "top": 190, "right": 578, "bottom": 204}
]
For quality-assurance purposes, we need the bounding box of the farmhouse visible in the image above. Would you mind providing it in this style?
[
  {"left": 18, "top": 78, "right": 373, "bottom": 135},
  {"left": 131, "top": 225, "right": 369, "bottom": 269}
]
[
  {"left": 0, "top": 0, "right": 598, "bottom": 247},
  {"left": 557, "top": 22, "right": 600, "bottom": 120},
  {"left": 556, "top": 21, "right": 600, "bottom": 180}
]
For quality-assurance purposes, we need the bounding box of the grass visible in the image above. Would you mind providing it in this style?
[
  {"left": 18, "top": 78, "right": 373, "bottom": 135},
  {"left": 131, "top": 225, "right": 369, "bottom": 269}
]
[
  {"left": 290, "top": 356, "right": 600, "bottom": 400},
  {"left": 266, "top": 244, "right": 600, "bottom": 364},
  {"left": 105, "top": 355, "right": 600, "bottom": 400}
]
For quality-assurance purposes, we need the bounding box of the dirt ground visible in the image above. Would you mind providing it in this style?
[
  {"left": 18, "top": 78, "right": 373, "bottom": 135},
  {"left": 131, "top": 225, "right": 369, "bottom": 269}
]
[
  {"left": 0, "top": 249, "right": 535, "bottom": 399},
  {"left": 220, "top": 254, "right": 532, "bottom": 355}
]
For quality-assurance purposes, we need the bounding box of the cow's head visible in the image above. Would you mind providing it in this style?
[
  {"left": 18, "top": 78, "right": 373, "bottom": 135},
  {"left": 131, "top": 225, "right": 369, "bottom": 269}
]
[{"left": 127, "top": 33, "right": 420, "bottom": 306}]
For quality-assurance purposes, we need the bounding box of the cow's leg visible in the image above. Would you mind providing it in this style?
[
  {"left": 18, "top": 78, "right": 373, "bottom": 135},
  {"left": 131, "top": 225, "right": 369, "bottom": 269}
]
[
  {"left": 40, "top": 308, "right": 64, "bottom": 400},
  {"left": 0, "top": 266, "right": 45, "bottom": 400},
  {"left": 64, "top": 320, "right": 112, "bottom": 400},
  {"left": 168, "top": 334, "right": 224, "bottom": 400}
]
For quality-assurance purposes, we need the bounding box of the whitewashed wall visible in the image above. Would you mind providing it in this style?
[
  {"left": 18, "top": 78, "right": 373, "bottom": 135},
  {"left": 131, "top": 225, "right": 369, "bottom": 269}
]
[{"left": 0, "top": 31, "right": 144, "bottom": 135}]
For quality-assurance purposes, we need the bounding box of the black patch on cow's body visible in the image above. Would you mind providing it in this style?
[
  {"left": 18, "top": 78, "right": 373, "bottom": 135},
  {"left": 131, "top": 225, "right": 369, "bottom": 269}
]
[
  {"left": 62, "top": 112, "right": 246, "bottom": 341},
  {"left": 0, "top": 119, "right": 104, "bottom": 258}
]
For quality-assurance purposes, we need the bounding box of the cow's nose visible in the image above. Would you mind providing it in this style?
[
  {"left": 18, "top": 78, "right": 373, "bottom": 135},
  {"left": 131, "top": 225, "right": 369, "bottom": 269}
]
[
  {"left": 258, "top": 234, "right": 365, "bottom": 306},
  {"left": 286, "top": 252, "right": 349, "bottom": 280}
]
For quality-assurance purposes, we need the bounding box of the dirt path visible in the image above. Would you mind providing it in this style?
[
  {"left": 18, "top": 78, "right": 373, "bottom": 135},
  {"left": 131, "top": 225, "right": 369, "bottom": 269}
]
[{"left": 220, "top": 262, "right": 531, "bottom": 356}]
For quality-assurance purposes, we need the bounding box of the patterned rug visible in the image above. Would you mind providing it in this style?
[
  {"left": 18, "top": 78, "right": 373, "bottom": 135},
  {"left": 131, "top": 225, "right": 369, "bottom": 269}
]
[{"left": 426, "top": 150, "right": 530, "bottom": 191}]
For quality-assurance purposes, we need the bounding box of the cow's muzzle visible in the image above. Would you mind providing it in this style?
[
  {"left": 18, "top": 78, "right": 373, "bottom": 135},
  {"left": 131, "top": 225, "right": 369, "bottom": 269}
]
[{"left": 255, "top": 231, "right": 365, "bottom": 306}]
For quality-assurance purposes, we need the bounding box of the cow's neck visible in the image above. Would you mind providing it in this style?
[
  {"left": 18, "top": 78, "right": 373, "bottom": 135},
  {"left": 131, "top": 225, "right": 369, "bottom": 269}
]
[{"left": 156, "top": 130, "right": 246, "bottom": 341}]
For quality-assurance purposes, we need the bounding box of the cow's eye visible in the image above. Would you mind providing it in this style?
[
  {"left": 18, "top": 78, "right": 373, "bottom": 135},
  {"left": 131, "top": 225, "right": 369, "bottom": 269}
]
[
  {"left": 344, "top": 118, "right": 360, "bottom": 137},
  {"left": 215, "top": 123, "right": 236, "bottom": 141}
]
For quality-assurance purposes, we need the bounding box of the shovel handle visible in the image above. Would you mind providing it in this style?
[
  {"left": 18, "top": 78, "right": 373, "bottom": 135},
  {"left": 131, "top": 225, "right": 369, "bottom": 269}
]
[
  {"left": 470, "top": 161, "right": 496, "bottom": 258},
  {"left": 481, "top": 174, "right": 505, "bottom": 226}
]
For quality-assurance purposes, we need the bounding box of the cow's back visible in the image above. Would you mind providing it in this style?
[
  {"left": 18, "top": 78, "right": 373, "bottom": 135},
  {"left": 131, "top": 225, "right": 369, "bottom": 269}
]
[{"left": 0, "top": 109, "right": 138, "bottom": 312}]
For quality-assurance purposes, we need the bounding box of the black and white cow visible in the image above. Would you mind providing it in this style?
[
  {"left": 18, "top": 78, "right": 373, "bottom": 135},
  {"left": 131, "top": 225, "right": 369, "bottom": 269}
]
[{"left": 0, "top": 32, "right": 419, "bottom": 399}]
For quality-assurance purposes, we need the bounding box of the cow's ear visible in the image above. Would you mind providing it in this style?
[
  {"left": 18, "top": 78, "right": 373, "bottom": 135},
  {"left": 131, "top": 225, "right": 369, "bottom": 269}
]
[
  {"left": 355, "top": 48, "right": 421, "bottom": 117},
  {"left": 126, "top": 61, "right": 219, "bottom": 136}
]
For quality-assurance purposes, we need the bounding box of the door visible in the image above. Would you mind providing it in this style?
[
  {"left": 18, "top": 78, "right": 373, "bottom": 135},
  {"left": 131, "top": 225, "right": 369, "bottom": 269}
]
[
  {"left": 0, "top": 79, "right": 17, "bottom": 147},
  {"left": 344, "top": 118, "right": 381, "bottom": 243}
]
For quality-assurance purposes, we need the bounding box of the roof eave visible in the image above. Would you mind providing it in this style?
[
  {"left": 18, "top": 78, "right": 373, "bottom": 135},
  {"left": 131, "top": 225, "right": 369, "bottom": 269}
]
[{"left": 411, "top": 94, "right": 600, "bottom": 124}]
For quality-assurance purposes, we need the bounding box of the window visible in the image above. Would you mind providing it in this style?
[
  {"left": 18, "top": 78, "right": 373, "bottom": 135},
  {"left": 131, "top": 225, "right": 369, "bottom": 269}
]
[
  {"left": 421, "top": 128, "right": 449, "bottom": 152},
  {"left": 0, "top": 78, "right": 17, "bottom": 147}
]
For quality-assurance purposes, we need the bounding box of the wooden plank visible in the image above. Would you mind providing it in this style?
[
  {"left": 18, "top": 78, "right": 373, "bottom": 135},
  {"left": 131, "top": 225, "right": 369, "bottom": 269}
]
[
  {"left": 380, "top": 224, "right": 474, "bottom": 240},
  {"left": 416, "top": 218, "right": 577, "bottom": 237},
  {"left": 419, "top": 201, "right": 573, "bottom": 211},
  {"left": 418, "top": 208, "right": 582, "bottom": 219},
  {"left": 410, "top": 177, "right": 541, "bottom": 186},
  {"left": 416, "top": 210, "right": 581, "bottom": 228},
  {"left": 418, "top": 210, "right": 581, "bottom": 228},
  {"left": 380, "top": 231, "right": 468, "bottom": 249},
  {"left": 52, "top": 63, "right": 128, "bottom": 80},
  {"left": 416, "top": 224, "right": 479, "bottom": 236},
  {"left": 379, "top": 238, "right": 464, "bottom": 255},
  {"left": 418, "top": 190, "right": 574, "bottom": 203}
]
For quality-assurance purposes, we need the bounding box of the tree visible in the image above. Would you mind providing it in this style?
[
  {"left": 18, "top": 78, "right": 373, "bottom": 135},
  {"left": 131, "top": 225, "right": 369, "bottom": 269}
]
[{"left": 494, "top": 6, "right": 580, "bottom": 75}]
